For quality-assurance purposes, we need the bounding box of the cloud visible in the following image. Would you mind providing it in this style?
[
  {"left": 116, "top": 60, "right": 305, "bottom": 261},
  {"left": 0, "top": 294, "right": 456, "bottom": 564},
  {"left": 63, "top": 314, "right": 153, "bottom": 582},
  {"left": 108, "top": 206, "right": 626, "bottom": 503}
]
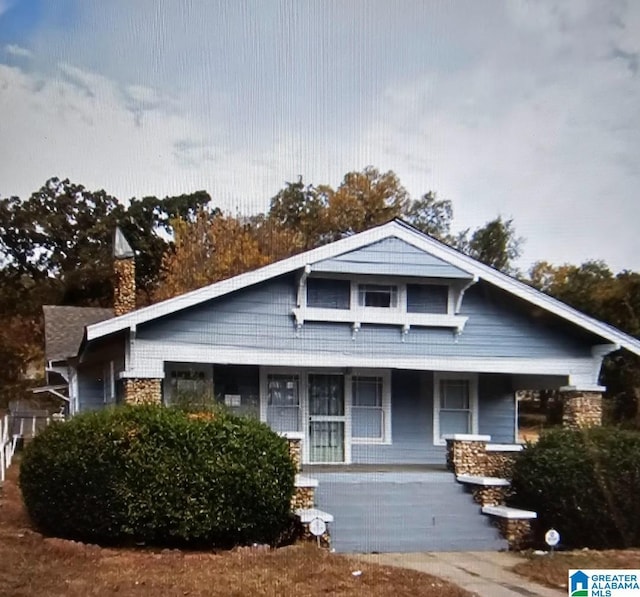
[
  {"left": 1, "top": 0, "right": 640, "bottom": 273},
  {"left": 4, "top": 43, "right": 31, "bottom": 58}
]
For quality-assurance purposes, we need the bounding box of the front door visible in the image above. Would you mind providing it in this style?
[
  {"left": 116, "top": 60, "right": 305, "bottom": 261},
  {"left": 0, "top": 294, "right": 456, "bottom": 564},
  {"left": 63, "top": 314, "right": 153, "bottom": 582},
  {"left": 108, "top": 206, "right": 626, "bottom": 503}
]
[{"left": 308, "top": 373, "right": 346, "bottom": 463}]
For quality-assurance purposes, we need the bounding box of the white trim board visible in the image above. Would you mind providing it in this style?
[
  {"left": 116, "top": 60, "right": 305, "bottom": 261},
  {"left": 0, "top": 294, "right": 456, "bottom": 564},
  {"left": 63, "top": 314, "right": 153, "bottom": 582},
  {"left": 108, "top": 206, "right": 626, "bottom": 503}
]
[
  {"left": 86, "top": 220, "right": 640, "bottom": 357},
  {"left": 128, "top": 339, "right": 597, "bottom": 386}
]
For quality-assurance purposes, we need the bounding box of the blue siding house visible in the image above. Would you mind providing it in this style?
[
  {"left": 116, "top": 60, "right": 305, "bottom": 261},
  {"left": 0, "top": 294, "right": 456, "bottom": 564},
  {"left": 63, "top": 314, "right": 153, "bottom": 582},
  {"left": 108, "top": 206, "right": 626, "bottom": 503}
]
[
  {"left": 71, "top": 219, "right": 640, "bottom": 467},
  {"left": 49, "top": 219, "right": 640, "bottom": 552}
]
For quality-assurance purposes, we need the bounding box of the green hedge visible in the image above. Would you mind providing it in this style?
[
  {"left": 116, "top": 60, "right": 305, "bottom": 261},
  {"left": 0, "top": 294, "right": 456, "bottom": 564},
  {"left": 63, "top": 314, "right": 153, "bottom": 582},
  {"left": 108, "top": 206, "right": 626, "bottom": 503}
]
[
  {"left": 509, "top": 427, "right": 640, "bottom": 549},
  {"left": 20, "top": 405, "right": 296, "bottom": 547}
]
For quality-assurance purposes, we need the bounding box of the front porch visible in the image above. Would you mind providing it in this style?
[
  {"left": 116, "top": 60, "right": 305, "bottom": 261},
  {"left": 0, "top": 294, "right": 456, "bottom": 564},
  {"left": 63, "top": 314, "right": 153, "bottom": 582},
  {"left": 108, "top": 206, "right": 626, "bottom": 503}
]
[{"left": 159, "top": 363, "right": 532, "bottom": 466}]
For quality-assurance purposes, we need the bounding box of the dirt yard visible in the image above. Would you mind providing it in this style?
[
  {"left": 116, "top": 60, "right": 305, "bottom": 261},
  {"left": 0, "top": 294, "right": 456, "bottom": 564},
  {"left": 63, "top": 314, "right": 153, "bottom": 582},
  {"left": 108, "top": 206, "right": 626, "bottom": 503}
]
[
  {"left": 0, "top": 463, "right": 470, "bottom": 597},
  {"left": 513, "top": 549, "right": 640, "bottom": 591}
]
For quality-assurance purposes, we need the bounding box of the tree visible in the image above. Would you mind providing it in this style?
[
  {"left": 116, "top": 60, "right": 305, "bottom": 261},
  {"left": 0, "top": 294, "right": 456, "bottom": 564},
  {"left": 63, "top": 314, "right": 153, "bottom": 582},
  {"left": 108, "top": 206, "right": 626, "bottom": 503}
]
[
  {"left": 455, "top": 216, "right": 523, "bottom": 274},
  {"left": 154, "top": 211, "right": 272, "bottom": 301},
  {"left": 322, "top": 167, "right": 410, "bottom": 240},
  {"left": 404, "top": 191, "right": 454, "bottom": 241},
  {"left": 268, "top": 177, "right": 328, "bottom": 249},
  {"left": 527, "top": 261, "right": 640, "bottom": 424},
  {"left": 0, "top": 178, "right": 214, "bottom": 309}
]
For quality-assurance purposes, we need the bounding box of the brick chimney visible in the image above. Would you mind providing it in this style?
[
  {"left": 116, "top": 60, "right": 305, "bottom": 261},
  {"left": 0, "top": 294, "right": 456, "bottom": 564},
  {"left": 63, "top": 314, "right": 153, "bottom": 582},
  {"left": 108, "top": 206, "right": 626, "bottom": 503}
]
[{"left": 113, "top": 227, "right": 136, "bottom": 316}]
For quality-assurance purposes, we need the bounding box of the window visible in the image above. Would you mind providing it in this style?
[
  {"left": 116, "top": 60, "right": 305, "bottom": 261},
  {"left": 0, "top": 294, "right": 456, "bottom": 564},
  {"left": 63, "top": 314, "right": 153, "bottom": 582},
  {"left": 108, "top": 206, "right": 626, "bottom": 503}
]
[
  {"left": 358, "top": 284, "right": 398, "bottom": 308},
  {"left": 266, "top": 374, "right": 300, "bottom": 432},
  {"left": 433, "top": 373, "right": 478, "bottom": 445},
  {"left": 307, "top": 277, "right": 351, "bottom": 309},
  {"left": 164, "top": 364, "right": 214, "bottom": 407},
  {"left": 352, "top": 376, "right": 384, "bottom": 441},
  {"left": 407, "top": 284, "right": 449, "bottom": 314}
]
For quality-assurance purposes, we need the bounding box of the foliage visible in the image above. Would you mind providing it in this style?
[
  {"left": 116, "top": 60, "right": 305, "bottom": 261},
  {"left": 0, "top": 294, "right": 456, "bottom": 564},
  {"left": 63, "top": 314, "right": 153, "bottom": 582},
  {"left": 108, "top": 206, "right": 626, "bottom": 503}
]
[
  {"left": 154, "top": 210, "right": 279, "bottom": 300},
  {"left": 20, "top": 405, "right": 296, "bottom": 547},
  {"left": 322, "top": 166, "right": 410, "bottom": 240},
  {"left": 404, "top": 191, "right": 454, "bottom": 242},
  {"left": 528, "top": 261, "right": 640, "bottom": 423},
  {"left": 509, "top": 427, "right": 640, "bottom": 549},
  {"left": 268, "top": 177, "right": 328, "bottom": 249},
  {"left": 455, "top": 216, "right": 523, "bottom": 274}
]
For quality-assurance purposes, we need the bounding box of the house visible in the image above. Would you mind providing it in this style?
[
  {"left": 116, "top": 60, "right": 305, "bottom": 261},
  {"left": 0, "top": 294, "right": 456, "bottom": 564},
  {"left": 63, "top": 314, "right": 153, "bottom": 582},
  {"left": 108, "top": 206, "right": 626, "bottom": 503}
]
[{"left": 53, "top": 220, "right": 640, "bottom": 551}]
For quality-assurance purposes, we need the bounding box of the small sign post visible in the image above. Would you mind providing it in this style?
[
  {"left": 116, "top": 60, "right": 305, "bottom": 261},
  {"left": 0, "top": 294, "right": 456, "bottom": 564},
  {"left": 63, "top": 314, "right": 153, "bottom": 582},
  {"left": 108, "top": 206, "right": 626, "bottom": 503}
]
[
  {"left": 545, "top": 528, "right": 560, "bottom": 556},
  {"left": 309, "top": 517, "right": 326, "bottom": 547}
]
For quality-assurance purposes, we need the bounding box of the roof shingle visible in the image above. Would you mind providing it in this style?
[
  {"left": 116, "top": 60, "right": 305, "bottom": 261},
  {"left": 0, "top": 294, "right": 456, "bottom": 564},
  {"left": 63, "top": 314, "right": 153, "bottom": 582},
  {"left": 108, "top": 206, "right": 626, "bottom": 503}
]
[{"left": 43, "top": 305, "right": 113, "bottom": 362}]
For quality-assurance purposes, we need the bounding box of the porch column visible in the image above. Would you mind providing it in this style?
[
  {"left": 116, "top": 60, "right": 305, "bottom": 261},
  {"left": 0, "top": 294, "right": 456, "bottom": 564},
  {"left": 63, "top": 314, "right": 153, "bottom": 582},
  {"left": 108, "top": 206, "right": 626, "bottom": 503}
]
[
  {"left": 444, "top": 434, "right": 491, "bottom": 476},
  {"left": 123, "top": 379, "right": 162, "bottom": 405},
  {"left": 560, "top": 388, "right": 603, "bottom": 429}
]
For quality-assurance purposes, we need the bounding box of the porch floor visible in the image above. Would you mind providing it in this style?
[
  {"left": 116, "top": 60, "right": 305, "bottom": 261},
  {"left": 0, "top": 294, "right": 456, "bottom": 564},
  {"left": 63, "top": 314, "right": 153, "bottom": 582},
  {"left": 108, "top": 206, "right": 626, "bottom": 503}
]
[{"left": 302, "top": 463, "right": 448, "bottom": 474}]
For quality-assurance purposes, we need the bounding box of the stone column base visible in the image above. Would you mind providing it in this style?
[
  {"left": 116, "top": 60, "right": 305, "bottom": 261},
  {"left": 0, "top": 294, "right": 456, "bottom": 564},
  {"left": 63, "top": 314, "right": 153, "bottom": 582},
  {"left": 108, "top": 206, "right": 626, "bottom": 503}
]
[
  {"left": 291, "top": 486, "right": 315, "bottom": 510},
  {"left": 562, "top": 391, "right": 603, "bottom": 429},
  {"left": 472, "top": 486, "right": 507, "bottom": 507},
  {"left": 445, "top": 435, "right": 490, "bottom": 476},
  {"left": 495, "top": 519, "right": 533, "bottom": 551},
  {"left": 123, "top": 379, "right": 162, "bottom": 405}
]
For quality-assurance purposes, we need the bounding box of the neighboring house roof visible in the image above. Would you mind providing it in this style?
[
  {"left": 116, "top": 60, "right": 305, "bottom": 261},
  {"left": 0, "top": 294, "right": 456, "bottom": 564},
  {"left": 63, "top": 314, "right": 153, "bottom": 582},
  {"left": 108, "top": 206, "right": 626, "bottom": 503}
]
[
  {"left": 43, "top": 305, "right": 113, "bottom": 362},
  {"left": 85, "top": 219, "right": 640, "bottom": 357}
]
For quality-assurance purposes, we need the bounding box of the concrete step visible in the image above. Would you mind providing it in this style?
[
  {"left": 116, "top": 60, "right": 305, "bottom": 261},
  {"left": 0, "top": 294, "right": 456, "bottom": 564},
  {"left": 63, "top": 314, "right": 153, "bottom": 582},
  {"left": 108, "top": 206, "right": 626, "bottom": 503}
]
[{"left": 314, "top": 473, "right": 509, "bottom": 553}]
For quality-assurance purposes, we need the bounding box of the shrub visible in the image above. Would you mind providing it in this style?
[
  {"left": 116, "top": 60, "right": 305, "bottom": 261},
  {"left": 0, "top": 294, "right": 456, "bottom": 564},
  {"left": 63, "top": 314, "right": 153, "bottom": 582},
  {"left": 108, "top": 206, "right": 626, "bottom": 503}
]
[
  {"left": 20, "top": 405, "right": 296, "bottom": 548},
  {"left": 509, "top": 427, "right": 640, "bottom": 549}
]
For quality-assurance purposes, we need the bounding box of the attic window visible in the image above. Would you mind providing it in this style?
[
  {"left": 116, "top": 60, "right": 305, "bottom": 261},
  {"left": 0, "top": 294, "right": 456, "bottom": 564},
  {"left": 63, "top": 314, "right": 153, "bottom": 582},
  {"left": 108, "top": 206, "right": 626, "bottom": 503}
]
[{"left": 358, "top": 284, "right": 398, "bottom": 308}]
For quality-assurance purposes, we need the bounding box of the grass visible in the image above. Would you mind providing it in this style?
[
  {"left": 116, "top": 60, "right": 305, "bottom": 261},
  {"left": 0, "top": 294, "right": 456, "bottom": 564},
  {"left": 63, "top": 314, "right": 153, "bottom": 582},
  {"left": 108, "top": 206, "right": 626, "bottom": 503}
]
[
  {"left": 0, "top": 462, "right": 471, "bottom": 597},
  {"left": 513, "top": 550, "right": 640, "bottom": 591}
]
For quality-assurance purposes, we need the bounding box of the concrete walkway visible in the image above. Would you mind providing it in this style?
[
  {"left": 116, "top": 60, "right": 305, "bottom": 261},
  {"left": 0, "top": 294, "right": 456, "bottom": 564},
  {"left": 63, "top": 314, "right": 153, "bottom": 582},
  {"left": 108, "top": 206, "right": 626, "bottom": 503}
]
[{"left": 354, "top": 551, "right": 565, "bottom": 597}]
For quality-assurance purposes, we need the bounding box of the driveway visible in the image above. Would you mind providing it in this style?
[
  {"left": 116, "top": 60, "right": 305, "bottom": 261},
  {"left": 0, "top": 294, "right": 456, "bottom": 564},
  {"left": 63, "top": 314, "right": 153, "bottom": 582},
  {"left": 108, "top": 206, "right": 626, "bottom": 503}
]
[{"left": 353, "top": 551, "right": 565, "bottom": 597}]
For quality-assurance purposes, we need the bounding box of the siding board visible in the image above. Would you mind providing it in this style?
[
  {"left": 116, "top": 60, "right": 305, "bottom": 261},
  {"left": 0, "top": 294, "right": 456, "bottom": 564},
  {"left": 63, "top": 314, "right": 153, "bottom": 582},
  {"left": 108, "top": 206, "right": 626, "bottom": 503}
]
[
  {"left": 312, "top": 237, "right": 473, "bottom": 279},
  {"left": 352, "top": 371, "right": 445, "bottom": 464},
  {"left": 478, "top": 374, "right": 516, "bottom": 443}
]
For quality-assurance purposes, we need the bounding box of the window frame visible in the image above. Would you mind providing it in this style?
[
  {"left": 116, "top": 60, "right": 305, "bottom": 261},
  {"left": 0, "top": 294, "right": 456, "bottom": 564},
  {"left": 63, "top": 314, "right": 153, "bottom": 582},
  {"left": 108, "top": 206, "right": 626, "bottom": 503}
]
[
  {"left": 432, "top": 372, "right": 478, "bottom": 446},
  {"left": 349, "top": 369, "right": 392, "bottom": 445}
]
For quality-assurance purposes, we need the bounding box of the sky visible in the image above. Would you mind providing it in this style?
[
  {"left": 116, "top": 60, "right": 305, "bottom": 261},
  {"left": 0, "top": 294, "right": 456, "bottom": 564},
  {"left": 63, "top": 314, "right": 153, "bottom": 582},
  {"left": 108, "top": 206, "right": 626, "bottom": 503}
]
[{"left": 0, "top": 0, "right": 639, "bottom": 274}]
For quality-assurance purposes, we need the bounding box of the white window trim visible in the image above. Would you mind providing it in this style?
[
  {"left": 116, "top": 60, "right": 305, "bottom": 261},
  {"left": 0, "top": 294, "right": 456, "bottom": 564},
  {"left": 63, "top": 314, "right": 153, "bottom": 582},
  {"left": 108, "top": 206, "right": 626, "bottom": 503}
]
[
  {"left": 353, "top": 282, "right": 403, "bottom": 313},
  {"left": 349, "top": 368, "right": 392, "bottom": 445},
  {"left": 433, "top": 372, "right": 479, "bottom": 446},
  {"left": 294, "top": 275, "right": 468, "bottom": 334},
  {"left": 103, "top": 361, "right": 115, "bottom": 404}
]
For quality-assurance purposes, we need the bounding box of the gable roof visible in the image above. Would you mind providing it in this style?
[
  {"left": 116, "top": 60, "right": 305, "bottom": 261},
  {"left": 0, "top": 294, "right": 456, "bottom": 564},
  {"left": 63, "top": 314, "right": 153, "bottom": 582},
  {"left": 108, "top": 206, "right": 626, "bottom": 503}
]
[
  {"left": 85, "top": 220, "right": 640, "bottom": 356},
  {"left": 43, "top": 305, "right": 113, "bottom": 362}
]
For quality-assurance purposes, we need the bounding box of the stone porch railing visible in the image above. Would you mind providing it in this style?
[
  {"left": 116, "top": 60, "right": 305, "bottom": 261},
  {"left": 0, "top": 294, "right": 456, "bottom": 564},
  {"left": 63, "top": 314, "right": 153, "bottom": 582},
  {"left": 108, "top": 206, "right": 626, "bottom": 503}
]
[
  {"left": 444, "top": 434, "right": 534, "bottom": 550},
  {"left": 280, "top": 431, "right": 332, "bottom": 548}
]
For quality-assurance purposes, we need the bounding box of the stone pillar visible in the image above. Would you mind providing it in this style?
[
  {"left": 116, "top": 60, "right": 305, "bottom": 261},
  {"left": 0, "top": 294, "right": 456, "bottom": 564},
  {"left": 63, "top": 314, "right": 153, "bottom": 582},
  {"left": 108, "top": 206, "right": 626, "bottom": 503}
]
[
  {"left": 561, "top": 390, "right": 603, "bottom": 429},
  {"left": 445, "top": 434, "right": 491, "bottom": 476},
  {"left": 471, "top": 486, "right": 508, "bottom": 507},
  {"left": 123, "top": 379, "right": 162, "bottom": 405},
  {"left": 495, "top": 519, "right": 533, "bottom": 551},
  {"left": 281, "top": 432, "right": 303, "bottom": 471},
  {"left": 113, "top": 227, "right": 136, "bottom": 316}
]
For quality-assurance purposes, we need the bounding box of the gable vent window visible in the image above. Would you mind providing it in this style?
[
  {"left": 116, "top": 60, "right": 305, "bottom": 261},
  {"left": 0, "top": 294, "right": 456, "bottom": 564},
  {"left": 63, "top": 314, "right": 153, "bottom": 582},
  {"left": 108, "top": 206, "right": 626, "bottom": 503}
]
[
  {"left": 307, "top": 278, "right": 351, "bottom": 309},
  {"left": 407, "top": 284, "right": 449, "bottom": 314},
  {"left": 358, "top": 284, "right": 398, "bottom": 308}
]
